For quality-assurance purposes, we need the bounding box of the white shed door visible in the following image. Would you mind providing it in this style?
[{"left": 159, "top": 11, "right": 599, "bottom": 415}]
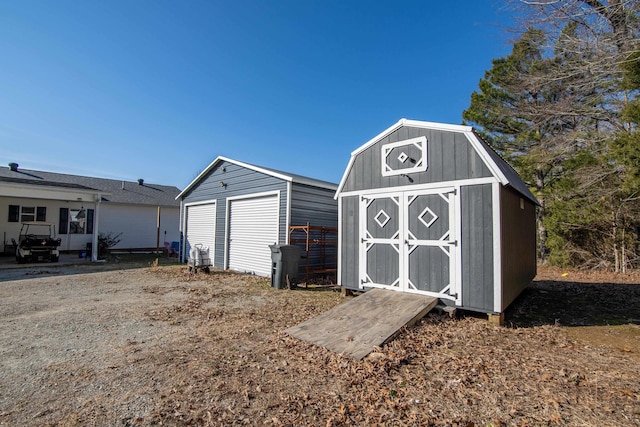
[
  {"left": 228, "top": 194, "right": 279, "bottom": 276},
  {"left": 185, "top": 202, "right": 216, "bottom": 262},
  {"left": 359, "top": 187, "right": 459, "bottom": 303}
]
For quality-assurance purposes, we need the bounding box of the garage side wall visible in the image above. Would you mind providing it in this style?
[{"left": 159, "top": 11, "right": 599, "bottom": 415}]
[
  {"left": 180, "top": 160, "right": 288, "bottom": 268},
  {"left": 500, "top": 185, "right": 537, "bottom": 310},
  {"left": 290, "top": 183, "right": 339, "bottom": 273},
  {"left": 460, "top": 184, "right": 494, "bottom": 312},
  {"left": 290, "top": 184, "right": 338, "bottom": 229}
]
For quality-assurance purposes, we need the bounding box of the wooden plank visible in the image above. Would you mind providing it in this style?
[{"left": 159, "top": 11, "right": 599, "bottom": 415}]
[{"left": 286, "top": 289, "right": 438, "bottom": 360}]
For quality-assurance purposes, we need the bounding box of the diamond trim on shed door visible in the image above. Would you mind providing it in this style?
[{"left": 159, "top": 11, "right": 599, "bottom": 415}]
[
  {"left": 185, "top": 203, "right": 216, "bottom": 263},
  {"left": 228, "top": 194, "right": 279, "bottom": 277},
  {"left": 359, "top": 195, "right": 401, "bottom": 290},
  {"left": 359, "top": 188, "right": 459, "bottom": 302},
  {"left": 405, "top": 190, "right": 457, "bottom": 301}
]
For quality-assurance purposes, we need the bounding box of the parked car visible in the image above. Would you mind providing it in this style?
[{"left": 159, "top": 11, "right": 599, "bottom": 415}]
[{"left": 13, "top": 222, "right": 62, "bottom": 263}]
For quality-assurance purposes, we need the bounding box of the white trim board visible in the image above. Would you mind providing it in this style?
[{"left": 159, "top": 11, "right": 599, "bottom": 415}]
[
  {"left": 338, "top": 177, "right": 499, "bottom": 199},
  {"left": 492, "top": 182, "right": 503, "bottom": 313}
]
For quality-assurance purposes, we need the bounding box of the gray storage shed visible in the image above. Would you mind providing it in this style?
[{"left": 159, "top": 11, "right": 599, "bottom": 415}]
[
  {"left": 176, "top": 156, "right": 338, "bottom": 277},
  {"left": 335, "top": 119, "right": 538, "bottom": 314}
]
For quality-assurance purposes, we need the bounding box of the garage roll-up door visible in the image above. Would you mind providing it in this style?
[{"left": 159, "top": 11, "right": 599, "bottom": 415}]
[
  {"left": 185, "top": 202, "right": 216, "bottom": 262},
  {"left": 228, "top": 194, "right": 279, "bottom": 276}
]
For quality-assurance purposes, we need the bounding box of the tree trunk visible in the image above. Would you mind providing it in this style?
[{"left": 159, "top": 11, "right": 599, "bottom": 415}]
[
  {"left": 535, "top": 168, "right": 547, "bottom": 264},
  {"left": 613, "top": 211, "right": 619, "bottom": 273}
]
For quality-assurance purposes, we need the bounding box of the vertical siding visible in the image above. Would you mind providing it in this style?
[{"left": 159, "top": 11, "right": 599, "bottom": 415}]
[
  {"left": 500, "top": 186, "right": 537, "bottom": 310},
  {"left": 339, "top": 195, "right": 359, "bottom": 289},
  {"left": 290, "top": 184, "right": 338, "bottom": 228},
  {"left": 342, "top": 127, "right": 493, "bottom": 193},
  {"left": 461, "top": 184, "right": 494, "bottom": 312},
  {"left": 290, "top": 183, "right": 339, "bottom": 275},
  {"left": 181, "top": 160, "right": 288, "bottom": 269}
]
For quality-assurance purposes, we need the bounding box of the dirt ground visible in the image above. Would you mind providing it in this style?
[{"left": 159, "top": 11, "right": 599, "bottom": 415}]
[{"left": 0, "top": 258, "right": 639, "bottom": 426}]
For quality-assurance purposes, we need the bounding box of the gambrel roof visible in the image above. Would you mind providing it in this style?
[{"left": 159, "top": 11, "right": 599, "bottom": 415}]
[{"left": 336, "top": 119, "right": 539, "bottom": 205}]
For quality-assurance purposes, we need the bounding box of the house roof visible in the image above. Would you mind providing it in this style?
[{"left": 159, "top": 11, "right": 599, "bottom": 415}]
[
  {"left": 0, "top": 166, "right": 181, "bottom": 207},
  {"left": 335, "top": 119, "right": 539, "bottom": 205},
  {"left": 176, "top": 155, "right": 338, "bottom": 199}
]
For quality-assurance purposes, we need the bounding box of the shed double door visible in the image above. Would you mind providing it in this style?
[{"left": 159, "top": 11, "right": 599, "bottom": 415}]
[{"left": 359, "top": 188, "right": 459, "bottom": 302}]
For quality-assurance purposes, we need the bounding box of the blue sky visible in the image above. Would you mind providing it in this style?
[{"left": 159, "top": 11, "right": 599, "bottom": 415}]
[{"left": 0, "top": 1, "right": 515, "bottom": 189}]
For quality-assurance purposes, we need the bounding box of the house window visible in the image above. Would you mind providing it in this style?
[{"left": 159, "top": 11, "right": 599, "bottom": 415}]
[
  {"left": 8, "top": 205, "right": 47, "bottom": 222},
  {"left": 70, "top": 209, "right": 86, "bottom": 234},
  {"left": 21, "top": 207, "right": 36, "bottom": 222},
  {"left": 59, "top": 207, "right": 94, "bottom": 234}
]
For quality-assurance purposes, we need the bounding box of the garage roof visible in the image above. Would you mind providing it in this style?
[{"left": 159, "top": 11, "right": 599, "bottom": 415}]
[{"left": 176, "top": 156, "right": 337, "bottom": 200}]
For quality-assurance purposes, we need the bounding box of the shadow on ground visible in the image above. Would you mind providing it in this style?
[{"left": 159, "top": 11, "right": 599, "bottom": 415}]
[{"left": 505, "top": 279, "right": 640, "bottom": 327}]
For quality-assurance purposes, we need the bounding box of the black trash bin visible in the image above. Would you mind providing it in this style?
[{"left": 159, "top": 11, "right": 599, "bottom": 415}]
[{"left": 269, "top": 244, "right": 301, "bottom": 289}]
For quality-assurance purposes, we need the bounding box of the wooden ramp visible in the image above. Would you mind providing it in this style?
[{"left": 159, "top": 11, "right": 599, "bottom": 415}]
[{"left": 286, "top": 289, "right": 438, "bottom": 360}]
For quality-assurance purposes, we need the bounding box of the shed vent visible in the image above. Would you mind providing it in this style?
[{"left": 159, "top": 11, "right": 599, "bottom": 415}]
[
  {"left": 138, "top": 178, "right": 144, "bottom": 185},
  {"left": 8, "top": 162, "right": 18, "bottom": 172}
]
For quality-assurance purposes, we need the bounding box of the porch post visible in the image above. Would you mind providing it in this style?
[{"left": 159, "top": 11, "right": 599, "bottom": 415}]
[{"left": 92, "top": 195, "right": 101, "bottom": 262}]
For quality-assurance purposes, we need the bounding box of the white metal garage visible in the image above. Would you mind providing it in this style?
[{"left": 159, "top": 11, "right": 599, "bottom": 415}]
[
  {"left": 227, "top": 193, "right": 279, "bottom": 276},
  {"left": 185, "top": 202, "right": 216, "bottom": 259}
]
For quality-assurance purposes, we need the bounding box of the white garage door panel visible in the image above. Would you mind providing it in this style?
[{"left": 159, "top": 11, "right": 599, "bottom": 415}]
[
  {"left": 228, "top": 195, "right": 279, "bottom": 277},
  {"left": 185, "top": 203, "right": 216, "bottom": 262}
]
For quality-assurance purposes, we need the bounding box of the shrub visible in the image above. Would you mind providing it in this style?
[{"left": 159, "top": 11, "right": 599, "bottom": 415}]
[{"left": 98, "top": 232, "right": 122, "bottom": 257}]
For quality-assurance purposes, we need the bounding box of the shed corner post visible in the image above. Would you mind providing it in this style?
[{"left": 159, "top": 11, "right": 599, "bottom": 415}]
[
  {"left": 336, "top": 195, "right": 342, "bottom": 288},
  {"left": 492, "top": 182, "right": 503, "bottom": 314}
]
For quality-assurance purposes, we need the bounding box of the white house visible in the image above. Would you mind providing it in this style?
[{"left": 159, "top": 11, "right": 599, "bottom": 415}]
[{"left": 0, "top": 163, "right": 180, "bottom": 261}]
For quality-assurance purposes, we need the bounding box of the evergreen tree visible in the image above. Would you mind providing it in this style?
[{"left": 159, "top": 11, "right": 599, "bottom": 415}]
[
  {"left": 465, "top": 1, "right": 640, "bottom": 270},
  {"left": 463, "top": 28, "right": 578, "bottom": 263}
]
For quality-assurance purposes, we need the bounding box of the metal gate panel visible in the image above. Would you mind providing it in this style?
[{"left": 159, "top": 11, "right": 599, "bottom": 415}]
[
  {"left": 228, "top": 194, "right": 279, "bottom": 277},
  {"left": 185, "top": 202, "right": 216, "bottom": 262}
]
